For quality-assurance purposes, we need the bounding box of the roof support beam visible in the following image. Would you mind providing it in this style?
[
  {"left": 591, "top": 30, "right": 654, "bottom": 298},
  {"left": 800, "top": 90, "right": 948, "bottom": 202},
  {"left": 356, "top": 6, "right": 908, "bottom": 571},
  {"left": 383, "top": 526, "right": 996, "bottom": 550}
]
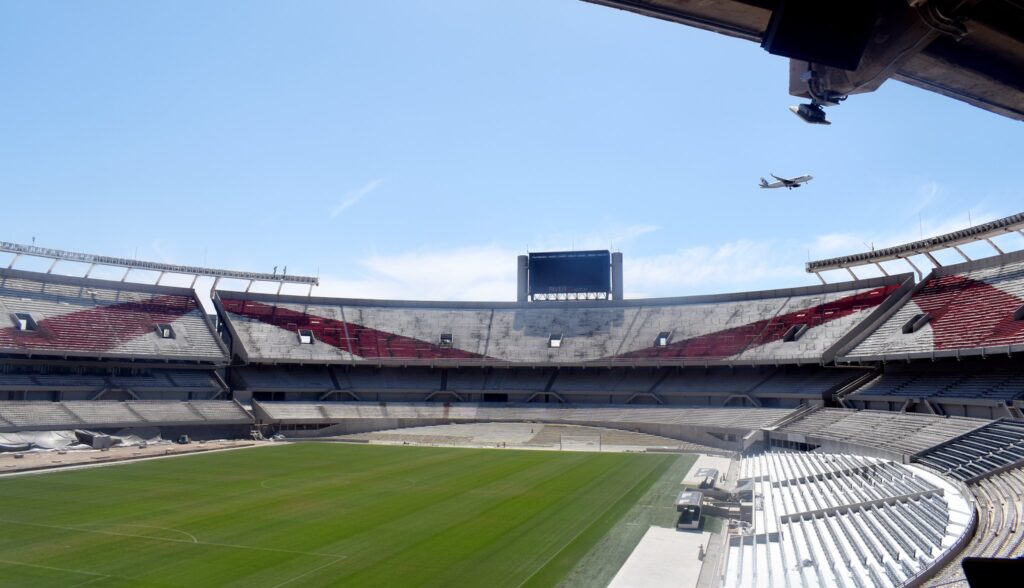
[
  {"left": 873, "top": 262, "right": 889, "bottom": 276},
  {"left": 0, "top": 240, "right": 317, "bottom": 287},
  {"left": 903, "top": 257, "right": 924, "bottom": 281},
  {"left": 846, "top": 267, "right": 859, "bottom": 281},
  {"left": 985, "top": 238, "right": 1004, "bottom": 255},
  {"left": 807, "top": 212, "right": 1024, "bottom": 274},
  {"left": 46, "top": 259, "right": 59, "bottom": 274}
]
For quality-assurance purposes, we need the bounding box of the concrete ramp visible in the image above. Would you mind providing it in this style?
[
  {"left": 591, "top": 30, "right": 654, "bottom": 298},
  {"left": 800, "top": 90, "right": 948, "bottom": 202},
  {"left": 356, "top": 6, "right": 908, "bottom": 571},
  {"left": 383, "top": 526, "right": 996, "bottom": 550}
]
[{"left": 609, "top": 526, "right": 710, "bottom": 588}]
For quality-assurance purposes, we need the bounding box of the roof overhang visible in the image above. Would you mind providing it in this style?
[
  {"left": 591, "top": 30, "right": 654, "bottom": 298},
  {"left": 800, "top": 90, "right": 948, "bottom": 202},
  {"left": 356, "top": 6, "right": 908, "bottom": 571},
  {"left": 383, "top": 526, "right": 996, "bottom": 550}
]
[
  {"left": 806, "top": 212, "right": 1024, "bottom": 275},
  {"left": 584, "top": 0, "right": 1024, "bottom": 122}
]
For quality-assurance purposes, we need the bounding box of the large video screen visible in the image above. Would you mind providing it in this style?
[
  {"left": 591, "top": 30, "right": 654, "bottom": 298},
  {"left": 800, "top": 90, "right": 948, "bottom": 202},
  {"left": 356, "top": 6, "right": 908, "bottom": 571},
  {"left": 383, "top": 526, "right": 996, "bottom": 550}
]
[{"left": 528, "top": 250, "right": 611, "bottom": 295}]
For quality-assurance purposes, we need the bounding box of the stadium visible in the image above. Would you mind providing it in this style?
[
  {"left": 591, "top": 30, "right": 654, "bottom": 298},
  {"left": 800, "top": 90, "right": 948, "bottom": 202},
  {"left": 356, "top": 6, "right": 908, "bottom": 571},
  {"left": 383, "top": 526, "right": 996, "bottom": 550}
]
[
  {"left": 3, "top": 1, "right": 1023, "bottom": 587},
  {"left": 1, "top": 210, "right": 1023, "bottom": 587}
]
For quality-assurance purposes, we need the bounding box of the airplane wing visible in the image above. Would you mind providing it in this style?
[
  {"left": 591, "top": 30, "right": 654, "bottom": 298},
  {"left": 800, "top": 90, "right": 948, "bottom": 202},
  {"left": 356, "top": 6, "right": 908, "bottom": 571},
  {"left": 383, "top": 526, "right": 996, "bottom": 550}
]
[{"left": 770, "top": 174, "right": 812, "bottom": 185}]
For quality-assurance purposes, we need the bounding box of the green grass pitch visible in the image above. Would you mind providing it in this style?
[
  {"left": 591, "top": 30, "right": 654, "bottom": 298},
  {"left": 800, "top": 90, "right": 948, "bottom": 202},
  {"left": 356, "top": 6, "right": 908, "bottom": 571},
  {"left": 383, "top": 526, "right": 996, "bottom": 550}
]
[{"left": 0, "top": 443, "right": 679, "bottom": 587}]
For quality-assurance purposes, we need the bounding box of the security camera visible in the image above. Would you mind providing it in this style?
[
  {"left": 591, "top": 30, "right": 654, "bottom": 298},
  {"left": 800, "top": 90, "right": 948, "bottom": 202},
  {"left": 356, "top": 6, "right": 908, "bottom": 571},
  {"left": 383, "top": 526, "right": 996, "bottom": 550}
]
[{"left": 789, "top": 102, "right": 831, "bottom": 125}]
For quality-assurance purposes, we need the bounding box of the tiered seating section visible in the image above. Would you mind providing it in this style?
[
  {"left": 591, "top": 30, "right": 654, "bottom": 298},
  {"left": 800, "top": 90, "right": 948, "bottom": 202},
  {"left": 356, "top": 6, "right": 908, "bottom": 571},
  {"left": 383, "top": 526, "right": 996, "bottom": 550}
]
[
  {"left": 955, "top": 467, "right": 1024, "bottom": 559},
  {"left": 844, "top": 256, "right": 1024, "bottom": 361},
  {"left": 0, "top": 370, "right": 223, "bottom": 394},
  {"left": 0, "top": 370, "right": 225, "bottom": 404},
  {"left": 0, "top": 269, "right": 226, "bottom": 362},
  {"left": 236, "top": 365, "right": 861, "bottom": 407},
  {"left": 850, "top": 372, "right": 1024, "bottom": 403},
  {"left": 726, "top": 452, "right": 973, "bottom": 588},
  {"left": 926, "top": 464, "right": 1024, "bottom": 586},
  {"left": 775, "top": 408, "right": 988, "bottom": 457},
  {"left": 915, "top": 420, "right": 1024, "bottom": 482},
  {"left": 217, "top": 278, "right": 901, "bottom": 366},
  {"left": 0, "top": 400, "right": 251, "bottom": 431}
]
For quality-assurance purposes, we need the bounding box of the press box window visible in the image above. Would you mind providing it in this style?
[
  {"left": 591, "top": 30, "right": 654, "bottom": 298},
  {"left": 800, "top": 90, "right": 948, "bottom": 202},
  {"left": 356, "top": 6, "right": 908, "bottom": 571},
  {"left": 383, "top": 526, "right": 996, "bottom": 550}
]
[
  {"left": 155, "top": 324, "right": 176, "bottom": 339},
  {"left": 439, "top": 333, "right": 454, "bottom": 348},
  {"left": 297, "top": 329, "right": 315, "bottom": 344},
  {"left": 655, "top": 331, "right": 671, "bottom": 347},
  {"left": 548, "top": 333, "right": 563, "bottom": 349},
  {"left": 11, "top": 313, "right": 37, "bottom": 332}
]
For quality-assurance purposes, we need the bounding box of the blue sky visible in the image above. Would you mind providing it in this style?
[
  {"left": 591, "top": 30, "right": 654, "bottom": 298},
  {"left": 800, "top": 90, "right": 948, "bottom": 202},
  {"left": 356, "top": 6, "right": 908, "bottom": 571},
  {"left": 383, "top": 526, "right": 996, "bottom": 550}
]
[{"left": 1, "top": 1, "right": 1020, "bottom": 301}]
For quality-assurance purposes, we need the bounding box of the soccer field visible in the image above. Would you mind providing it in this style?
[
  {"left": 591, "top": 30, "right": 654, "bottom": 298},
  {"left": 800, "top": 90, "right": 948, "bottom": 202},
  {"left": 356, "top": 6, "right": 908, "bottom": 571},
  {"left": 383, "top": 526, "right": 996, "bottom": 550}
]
[{"left": 0, "top": 444, "right": 679, "bottom": 587}]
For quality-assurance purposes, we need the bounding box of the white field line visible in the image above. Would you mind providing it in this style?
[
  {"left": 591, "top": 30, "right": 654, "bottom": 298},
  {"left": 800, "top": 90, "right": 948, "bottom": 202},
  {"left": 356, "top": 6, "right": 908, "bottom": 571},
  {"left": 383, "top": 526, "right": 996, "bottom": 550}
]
[
  {"left": 66, "top": 574, "right": 112, "bottom": 587},
  {"left": 0, "top": 518, "right": 346, "bottom": 560},
  {"left": 512, "top": 463, "right": 660, "bottom": 588},
  {"left": 269, "top": 557, "right": 342, "bottom": 588},
  {"left": 0, "top": 558, "right": 107, "bottom": 579},
  {"left": 76, "top": 523, "right": 198, "bottom": 543}
]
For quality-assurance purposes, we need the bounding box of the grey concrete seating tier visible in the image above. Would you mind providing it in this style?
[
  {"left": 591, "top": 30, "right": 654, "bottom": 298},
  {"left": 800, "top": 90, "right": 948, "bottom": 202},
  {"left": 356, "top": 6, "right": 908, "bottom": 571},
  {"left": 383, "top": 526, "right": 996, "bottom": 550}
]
[
  {"left": 17, "top": 374, "right": 108, "bottom": 389},
  {"left": 0, "top": 370, "right": 222, "bottom": 393},
  {"left": 0, "top": 269, "right": 227, "bottom": 362},
  {"left": 125, "top": 401, "right": 205, "bottom": 422},
  {"left": 926, "top": 465, "right": 1024, "bottom": 587},
  {"left": 186, "top": 401, "right": 251, "bottom": 422},
  {"left": 236, "top": 366, "right": 335, "bottom": 391},
  {"left": 728, "top": 451, "right": 974, "bottom": 588},
  {"left": 0, "top": 402, "right": 79, "bottom": 428},
  {"left": 776, "top": 408, "right": 989, "bottom": 457},
  {"left": 844, "top": 256, "right": 1024, "bottom": 362},
  {"left": 852, "top": 372, "right": 1024, "bottom": 402},
  {"left": 916, "top": 420, "right": 1024, "bottom": 481},
  {"left": 0, "top": 400, "right": 251, "bottom": 430},
  {"left": 62, "top": 401, "right": 140, "bottom": 425},
  {"left": 217, "top": 278, "right": 901, "bottom": 366}
]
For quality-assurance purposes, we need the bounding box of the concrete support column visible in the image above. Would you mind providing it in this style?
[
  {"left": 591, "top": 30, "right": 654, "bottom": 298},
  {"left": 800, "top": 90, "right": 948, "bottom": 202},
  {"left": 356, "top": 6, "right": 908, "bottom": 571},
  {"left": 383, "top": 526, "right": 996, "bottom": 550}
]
[
  {"left": 516, "top": 255, "right": 529, "bottom": 302},
  {"left": 611, "top": 252, "right": 624, "bottom": 300}
]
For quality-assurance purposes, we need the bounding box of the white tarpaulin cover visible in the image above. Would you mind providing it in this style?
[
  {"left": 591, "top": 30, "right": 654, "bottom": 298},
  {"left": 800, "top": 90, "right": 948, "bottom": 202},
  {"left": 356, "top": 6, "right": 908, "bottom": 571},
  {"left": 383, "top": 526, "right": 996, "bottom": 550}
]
[
  {"left": 0, "top": 430, "right": 84, "bottom": 452},
  {"left": 0, "top": 429, "right": 167, "bottom": 453}
]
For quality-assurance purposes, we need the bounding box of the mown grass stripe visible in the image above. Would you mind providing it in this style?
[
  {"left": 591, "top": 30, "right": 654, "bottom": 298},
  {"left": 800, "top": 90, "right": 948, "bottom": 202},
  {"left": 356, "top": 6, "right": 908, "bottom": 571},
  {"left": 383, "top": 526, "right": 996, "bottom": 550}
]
[{"left": 0, "top": 444, "right": 679, "bottom": 587}]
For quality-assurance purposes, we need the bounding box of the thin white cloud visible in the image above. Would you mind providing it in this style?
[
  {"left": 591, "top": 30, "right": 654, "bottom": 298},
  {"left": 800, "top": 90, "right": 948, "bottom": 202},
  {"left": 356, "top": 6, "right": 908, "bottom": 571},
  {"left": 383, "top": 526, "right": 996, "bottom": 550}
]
[
  {"left": 308, "top": 209, "right": 1020, "bottom": 302},
  {"left": 524, "top": 224, "right": 660, "bottom": 253},
  {"left": 808, "top": 209, "right": 997, "bottom": 259},
  {"left": 330, "top": 179, "right": 384, "bottom": 219},
  {"left": 316, "top": 245, "right": 517, "bottom": 301}
]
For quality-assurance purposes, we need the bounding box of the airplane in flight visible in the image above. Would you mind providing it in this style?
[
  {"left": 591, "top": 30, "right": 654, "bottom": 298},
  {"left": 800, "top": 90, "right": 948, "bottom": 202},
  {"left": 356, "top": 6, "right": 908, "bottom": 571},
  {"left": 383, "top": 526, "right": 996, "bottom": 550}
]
[{"left": 759, "top": 174, "right": 812, "bottom": 189}]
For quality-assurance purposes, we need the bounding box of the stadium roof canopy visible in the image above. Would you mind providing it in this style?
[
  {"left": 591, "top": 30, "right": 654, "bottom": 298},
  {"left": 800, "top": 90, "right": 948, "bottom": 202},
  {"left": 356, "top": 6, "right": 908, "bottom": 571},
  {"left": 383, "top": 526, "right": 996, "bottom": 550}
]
[
  {"left": 1, "top": 241, "right": 319, "bottom": 293},
  {"left": 805, "top": 211, "right": 1024, "bottom": 281},
  {"left": 584, "top": 0, "right": 1024, "bottom": 121}
]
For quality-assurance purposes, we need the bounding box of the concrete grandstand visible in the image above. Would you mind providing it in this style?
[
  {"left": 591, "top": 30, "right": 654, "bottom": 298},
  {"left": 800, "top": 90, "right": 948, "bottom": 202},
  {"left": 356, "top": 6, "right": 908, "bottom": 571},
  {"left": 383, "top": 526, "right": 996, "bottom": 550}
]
[{"left": 0, "top": 223, "right": 1023, "bottom": 585}]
